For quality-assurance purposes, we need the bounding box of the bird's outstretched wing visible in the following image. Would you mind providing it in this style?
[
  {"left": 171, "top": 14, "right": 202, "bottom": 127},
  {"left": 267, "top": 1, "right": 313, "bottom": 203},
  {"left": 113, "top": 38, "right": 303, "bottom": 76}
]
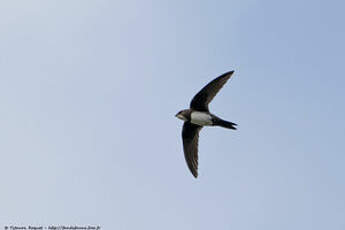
[
  {"left": 182, "top": 121, "right": 202, "bottom": 178},
  {"left": 190, "top": 70, "right": 234, "bottom": 112}
]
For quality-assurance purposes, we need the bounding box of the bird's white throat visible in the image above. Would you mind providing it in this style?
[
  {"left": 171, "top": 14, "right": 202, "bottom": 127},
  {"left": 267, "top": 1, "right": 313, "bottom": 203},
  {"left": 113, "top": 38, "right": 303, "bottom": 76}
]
[{"left": 177, "top": 114, "right": 187, "bottom": 121}]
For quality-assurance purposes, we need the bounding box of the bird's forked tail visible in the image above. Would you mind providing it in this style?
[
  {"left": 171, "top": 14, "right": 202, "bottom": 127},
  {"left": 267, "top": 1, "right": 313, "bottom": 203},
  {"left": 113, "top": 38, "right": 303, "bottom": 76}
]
[{"left": 213, "top": 118, "right": 237, "bottom": 130}]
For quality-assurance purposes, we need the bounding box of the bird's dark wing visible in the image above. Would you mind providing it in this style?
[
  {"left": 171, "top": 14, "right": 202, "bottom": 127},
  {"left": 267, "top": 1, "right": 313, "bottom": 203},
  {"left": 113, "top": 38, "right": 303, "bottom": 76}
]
[
  {"left": 182, "top": 121, "right": 202, "bottom": 178},
  {"left": 190, "top": 70, "right": 234, "bottom": 112}
]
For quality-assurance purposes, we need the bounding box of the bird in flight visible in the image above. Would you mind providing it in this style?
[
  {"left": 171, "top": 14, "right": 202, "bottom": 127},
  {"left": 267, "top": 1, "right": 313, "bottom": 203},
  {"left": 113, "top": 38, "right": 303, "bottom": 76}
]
[{"left": 175, "top": 70, "right": 237, "bottom": 178}]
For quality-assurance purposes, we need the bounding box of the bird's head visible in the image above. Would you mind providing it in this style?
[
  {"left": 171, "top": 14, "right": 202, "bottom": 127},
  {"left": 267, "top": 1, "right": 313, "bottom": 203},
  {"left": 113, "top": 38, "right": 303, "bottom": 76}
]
[{"left": 175, "top": 109, "right": 189, "bottom": 121}]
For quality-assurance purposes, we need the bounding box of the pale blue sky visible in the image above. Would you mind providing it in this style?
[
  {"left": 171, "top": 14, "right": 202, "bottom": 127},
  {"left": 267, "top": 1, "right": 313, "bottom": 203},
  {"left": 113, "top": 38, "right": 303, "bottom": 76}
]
[{"left": 1, "top": 0, "right": 345, "bottom": 229}]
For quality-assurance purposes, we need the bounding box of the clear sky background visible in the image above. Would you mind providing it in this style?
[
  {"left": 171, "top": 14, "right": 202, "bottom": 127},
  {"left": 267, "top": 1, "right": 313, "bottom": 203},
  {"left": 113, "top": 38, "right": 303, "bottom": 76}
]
[{"left": 1, "top": 0, "right": 345, "bottom": 229}]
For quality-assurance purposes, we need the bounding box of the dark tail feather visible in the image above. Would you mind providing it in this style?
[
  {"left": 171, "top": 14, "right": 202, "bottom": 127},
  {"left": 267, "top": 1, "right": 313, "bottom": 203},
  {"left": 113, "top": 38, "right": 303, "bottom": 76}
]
[{"left": 214, "top": 118, "right": 237, "bottom": 130}]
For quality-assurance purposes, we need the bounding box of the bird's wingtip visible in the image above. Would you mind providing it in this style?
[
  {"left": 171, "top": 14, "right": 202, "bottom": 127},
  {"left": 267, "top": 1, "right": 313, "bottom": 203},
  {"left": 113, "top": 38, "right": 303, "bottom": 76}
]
[
  {"left": 221, "top": 70, "right": 235, "bottom": 78},
  {"left": 191, "top": 170, "right": 198, "bottom": 178}
]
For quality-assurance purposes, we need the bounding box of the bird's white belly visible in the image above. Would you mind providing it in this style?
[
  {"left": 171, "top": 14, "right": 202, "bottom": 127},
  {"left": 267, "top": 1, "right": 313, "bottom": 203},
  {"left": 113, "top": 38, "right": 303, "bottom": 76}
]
[{"left": 191, "top": 112, "right": 212, "bottom": 126}]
